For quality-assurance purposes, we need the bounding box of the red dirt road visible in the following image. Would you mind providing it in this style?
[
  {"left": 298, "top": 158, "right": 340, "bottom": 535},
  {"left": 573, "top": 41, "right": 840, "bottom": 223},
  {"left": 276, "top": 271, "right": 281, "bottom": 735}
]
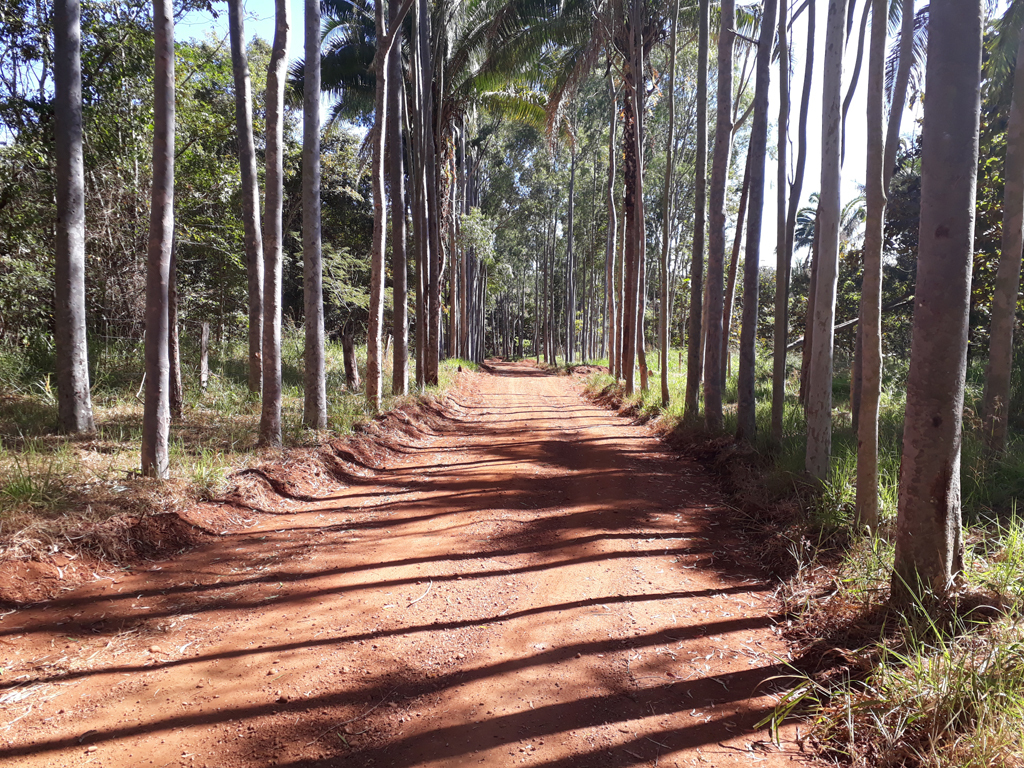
[{"left": 1, "top": 362, "right": 804, "bottom": 767}]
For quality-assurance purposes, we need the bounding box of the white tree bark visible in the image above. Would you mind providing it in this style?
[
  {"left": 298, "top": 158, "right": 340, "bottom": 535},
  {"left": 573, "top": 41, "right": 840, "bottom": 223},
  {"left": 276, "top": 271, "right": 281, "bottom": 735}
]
[
  {"left": 54, "top": 0, "right": 95, "bottom": 434},
  {"left": 805, "top": 0, "right": 848, "bottom": 480},
  {"left": 770, "top": 0, "right": 791, "bottom": 446}
]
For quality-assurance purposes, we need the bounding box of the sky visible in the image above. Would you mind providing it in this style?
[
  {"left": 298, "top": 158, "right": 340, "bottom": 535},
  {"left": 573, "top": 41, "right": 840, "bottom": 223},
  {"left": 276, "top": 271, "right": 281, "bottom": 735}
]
[{"left": 177, "top": 0, "right": 925, "bottom": 267}]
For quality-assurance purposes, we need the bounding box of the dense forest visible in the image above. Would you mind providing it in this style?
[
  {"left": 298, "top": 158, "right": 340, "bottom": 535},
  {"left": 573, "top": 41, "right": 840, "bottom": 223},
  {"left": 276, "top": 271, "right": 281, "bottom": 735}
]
[{"left": 3, "top": 0, "right": 1024, "bottom": 764}]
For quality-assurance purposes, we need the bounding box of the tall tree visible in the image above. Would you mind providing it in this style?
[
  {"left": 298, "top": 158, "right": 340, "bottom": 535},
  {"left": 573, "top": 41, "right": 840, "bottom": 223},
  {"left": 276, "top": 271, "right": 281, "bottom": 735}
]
[
  {"left": 660, "top": 0, "right": 679, "bottom": 407},
  {"left": 685, "top": 0, "right": 709, "bottom": 422},
  {"left": 805, "top": 0, "right": 848, "bottom": 479},
  {"left": 854, "top": 0, "right": 887, "bottom": 529},
  {"left": 304, "top": 0, "right": 327, "bottom": 428},
  {"left": 259, "top": 0, "right": 290, "bottom": 447},
  {"left": 605, "top": 74, "right": 619, "bottom": 381},
  {"left": 893, "top": 0, "right": 982, "bottom": 601},
  {"left": 227, "top": 0, "right": 263, "bottom": 395},
  {"left": 390, "top": 0, "right": 409, "bottom": 396},
  {"left": 770, "top": 0, "right": 790, "bottom": 446},
  {"left": 736, "top": 0, "right": 777, "bottom": 443},
  {"left": 982, "top": 10, "right": 1024, "bottom": 452},
  {"left": 704, "top": 0, "right": 735, "bottom": 431},
  {"left": 142, "top": 0, "right": 175, "bottom": 477},
  {"left": 53, "top": 0, "right": 95, "bottom": 434}
]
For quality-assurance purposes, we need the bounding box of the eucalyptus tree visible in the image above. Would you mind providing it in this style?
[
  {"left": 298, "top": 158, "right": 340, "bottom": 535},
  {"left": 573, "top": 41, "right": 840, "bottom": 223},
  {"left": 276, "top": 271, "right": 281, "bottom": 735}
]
[
  {"left": 982, "top": 2, "right": 1024, "bottom": 453},
  {"left": 893, "top": 0, "right": 982, "bottom": 603},
  {"left": 53, "top": 0, "right": 95, "bottom": 434},
  {"left": 304, "top": 0, "right": 327, "bottom": 428},
  {"left": 704, "top": 0, "right": 735, "bottom": 431},
  {"left": 770, "top": 0, "right": 790, "bottom": 446},
  {"left": 660, "top": 0, "right": 678, "bottom": 407},
  {"left": 259, "top": 0, "right": 290, "bottom": 447},
  {"left": 227, "top": 0, "right": 264, "bottom": 395},
  {"left": 736, "top": 0, "right": 777, "bottom": 443},
  {"left": 142, "top": 0, "right": 175, "bottom": 477},
  {"left": 805, "top": 0, "right": 848, "bottom": 480},
  {"left": 390, "top": 0, "right": 409, "bottom": 396}
]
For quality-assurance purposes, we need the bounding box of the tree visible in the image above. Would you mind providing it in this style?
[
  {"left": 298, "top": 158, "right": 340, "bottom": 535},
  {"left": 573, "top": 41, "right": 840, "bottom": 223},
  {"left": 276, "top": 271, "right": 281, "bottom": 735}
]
[
  {"left": 660, "top": 0, "right": 679, "bottom": 407},
  {"left": 605, "top": 73, "right": 619, "bottom": 382},
  {"left": 227, "top": 0, "right": 264, "bottom": 395},
  {"left": 770, "top": 0, "right": 790, "bottom": 446},
  {"left": 892, "top": 0, "right": 982, "bottom": 602},
  {"left": 982, "top": 6, "right": 1024, "bottom": 453},
  {"left": 703, "top": 0, "right": 735, "bottom": 431},
  {"left": 304, "top": 0, "right": 327, "bottom": 428},
  {"left": 854, "top": 0, "right": 886, "bottom": 530},
  {"left": 805, "top": 0, "right": 848, "bottom": 480},
  {"left": 684, "top": 0, "right": 709, "bottom": 422},
  {"left": 390, "top": 0, "right": 409, "bottom": 396},
  {"left": 142, "top": 0, "right": 175, "bottom": 478},
  {"left": 260, "top": 0, "right": 290, "bottom": 447},
  {"left": 53, "top": 0, "right": 95, "bottom": 434},
  {"left": 736, "top": 0, "right": 777, "bottom": 442}
]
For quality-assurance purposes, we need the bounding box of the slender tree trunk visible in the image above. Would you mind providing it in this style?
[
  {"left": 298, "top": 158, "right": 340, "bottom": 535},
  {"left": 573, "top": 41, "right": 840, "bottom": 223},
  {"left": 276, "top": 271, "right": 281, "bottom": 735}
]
[
  {"left": 168, "top": 234, "right": 182, "bottom": 421},
  {"left": 893, "top": 0, "right": 982, "bottom": 602},
  {"left": 771, "top": 0, "right": 791, "bottom": 446},
  {"left": 54, "top": 0, "right": 95, "bottom": 434},
  {"left": 805, "top": 0, "right": 848, "bottom": 480},
  {"left": 854, "top": 0, "right": 887, "bottom": 529},
  {"left": 367, "top": 0, "right": 390, "bottom": 410},
  {"left": 390, "top": 18, "right": 409, "bottom": 396},
  {"left": 660, "top": 0, "right": 679, "bottom": 407},
  {"left": 800, "top": 211, "right": 820, "bottom": 404},
  {"left": 227, "top": 0, "right": 263, "bottom": 395},
  {"left": 566, "top": 143, "right": 577, "bottom": 364},
  {"left": 723, "top": 148, "right": 750, "bottom": 384},
  {"left": 259, "top": 0, "right": 289, "bottom": 447},
  {"left": 840, "top": 0, "right": 871, "bottom": 163},
  {"left": 684, "top": 0, "right": 709, "bottom": 421},
  {"left": 606, "top": 77, "right": 619, "bottom": 378},
  {"left": 736, "top": 0, "right": 777, "bottom": 443},
  {"left": 704, "top": 0, "right": 734, "bottom": 431},
  {"left": 982, "top": 17, "right": 1024, "bottom": 452},
  {"left": 142, "top": 0, "right": 174, "bottom": 477},
  {"left": 303, "top": 0, "right": 326, "bottom": 427}
]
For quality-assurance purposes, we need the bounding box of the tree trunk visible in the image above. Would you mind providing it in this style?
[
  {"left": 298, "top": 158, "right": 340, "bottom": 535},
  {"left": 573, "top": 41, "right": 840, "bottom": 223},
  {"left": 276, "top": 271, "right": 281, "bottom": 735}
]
[
  {"left": 684, "top": 0, "right": 709, "bottom": 422},
  {"left": 343, "top": 326, "right": 361, "bottom": 391},
  {"left": 799, "top": 210, "right": 820, "bottom": 405},
  {"left": 390, "top": 14, "right": 409, "bottom": 396},
  {"left": 982, "top": 15, "right": 1024, "bottom": 452},
  {"left": 168, "top": 234, "right": 182, "bottom": 421},
  {"left": 771, "top": 0, "right": 791, "bottom": 446},
  {"left": 893, "top": 0, "right": 982, "bottom": 602},
  {"left": 605, "top": 75, "right": 618, "bottom": 377},
  {"left": 660, "top": 0, "right": 679, "bottom": 407},
  {"left": 805, "top": 0, "right": 848, "bottom": 480},
  {"left": 703, "top": 0, "right": 734, "bottom": 431},
  {"left": 367, "top": 0, "right": 390, "bottom": 410},
  {"left": 303, "top": 0, "right": 327, "bottom": 428},
  {"left": 259, "top": 0, "right": 289, "bottom": 447},
  {"left": 53, "top": 0, "right": 95, "bottom": 434},
  {"left": 227, "top": 0, "right": 263, "bottom": 395},
  {"left": 723, "top": 147, "right": 751, "bottom": 384},
  {"left": 854, "top": 0, "right": 887, "bottom": 530},
  {"left": 200, "top": 322, "right": 210, "bottom": 390},
  {"left": 566, "top": 144, "right": 577, "bottom": 364},
  {"left": 142, "top": 0, "right": 174, "bottom": 478}
]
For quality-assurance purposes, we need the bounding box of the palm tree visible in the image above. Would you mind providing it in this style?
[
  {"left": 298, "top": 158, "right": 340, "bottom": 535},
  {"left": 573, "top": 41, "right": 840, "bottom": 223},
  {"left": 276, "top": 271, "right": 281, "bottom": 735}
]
[
  {"left": 142, "top": 0, "right": 175, "bottom": 477},
  {"left": 53, "top": 0, "right": 95, "bottom": 434},
  {"left": 893, "top": 0, "right": 982, "bottom": 603}
]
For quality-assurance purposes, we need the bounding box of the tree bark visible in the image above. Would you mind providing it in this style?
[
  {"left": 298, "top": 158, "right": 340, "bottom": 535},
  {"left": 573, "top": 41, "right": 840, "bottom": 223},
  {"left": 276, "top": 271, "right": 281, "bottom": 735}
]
[
  {"left": 227, "top": 0, "right": 263, "bottom": 395},
  {"left": 660, "top": 0, "right": 678, "bottom": 407},
  {"left": 54, "top": 0, "right": 95, "bottom": 434},
  {"left": 723, "top": 146, "right": 751, "bottom": 385},
  {"left": 704, "top": 0, "right": 734, "bottom": 431},
  {"left": 303, "top": 0, "right": 327, "bottom": 428},
  {"left": 893, "top": 0, "right": 982, "bottom": 602},
  {"left": 771, "top": 0, "right": 791, "bottom": 446},
  {"left": 982, "top": 15, "right": 1024, "bottom": 452},
  {"left": 805, "top": 0, "right": 848, "bottom": 480},
  {"left": 367, "top": 0, "right": 390, "bottom": 410},
  {"left": 566, "top": 143, "right": 578, "bottom": 364},
  {"left": 736, "top": 0, "right": 777, "bottom": 443},
  {"left": 168, "top": 234, "right": 182, "bottom": 421},
  {"left": 390, "top": 13, "right": 409, "bottom": 396},
  {"left": 259, "top": 0, "right": 290, "bottom": 447},
  {"left": 605, "top": 75, "right": 619, "bottom": 380},
  {"left": 854, "top": 0, "right": 887, "bottom": 530},
  {"left": 342, "top": 326, "right": 361, "bottom": 391},
  {"left": 142, "top": 0, "right": 174, "bottom": 478}
]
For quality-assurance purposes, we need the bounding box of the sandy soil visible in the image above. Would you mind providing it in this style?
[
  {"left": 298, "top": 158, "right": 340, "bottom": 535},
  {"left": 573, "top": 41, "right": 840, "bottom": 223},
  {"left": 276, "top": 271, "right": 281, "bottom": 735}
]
[{"left": 0, "top": 361, "right": 806, "bottom": 767}]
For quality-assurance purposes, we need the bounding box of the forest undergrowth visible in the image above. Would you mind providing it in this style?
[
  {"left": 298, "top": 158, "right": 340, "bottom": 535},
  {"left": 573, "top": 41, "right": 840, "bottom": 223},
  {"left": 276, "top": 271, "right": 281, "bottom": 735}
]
[
  {"left": 0, "top": 326, "right": 468, "bottom": 563},
  {"left": 586, "top": 346, "right": 1024, "bottom": 768}
]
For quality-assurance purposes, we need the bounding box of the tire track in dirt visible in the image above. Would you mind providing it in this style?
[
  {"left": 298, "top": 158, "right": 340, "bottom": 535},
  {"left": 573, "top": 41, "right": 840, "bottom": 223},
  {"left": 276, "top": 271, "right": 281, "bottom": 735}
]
[{"left": 0, "top": 361, "right": 805, "bottom": 767}]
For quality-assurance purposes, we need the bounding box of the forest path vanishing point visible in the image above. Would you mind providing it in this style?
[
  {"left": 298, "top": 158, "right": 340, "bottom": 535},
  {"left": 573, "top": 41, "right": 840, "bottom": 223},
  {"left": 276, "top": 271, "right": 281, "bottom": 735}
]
[{"left": 1, "top": 361, "right": 805, "bottom": 768}]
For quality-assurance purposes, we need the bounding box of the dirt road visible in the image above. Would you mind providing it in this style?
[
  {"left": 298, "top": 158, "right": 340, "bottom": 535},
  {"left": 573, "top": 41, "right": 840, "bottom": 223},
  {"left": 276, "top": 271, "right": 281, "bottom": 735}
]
[{"left": 0, "top": 362, "right": 803, "bottom": 767}]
